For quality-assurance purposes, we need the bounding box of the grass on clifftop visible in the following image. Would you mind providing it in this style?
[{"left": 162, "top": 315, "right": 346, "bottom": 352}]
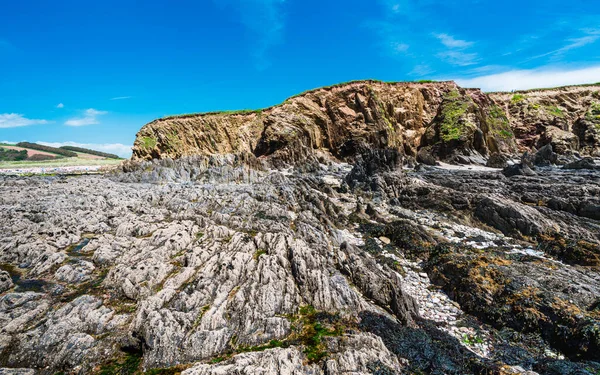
[{"left": 158, "top": 80, "right": 446, "bottom": 120}]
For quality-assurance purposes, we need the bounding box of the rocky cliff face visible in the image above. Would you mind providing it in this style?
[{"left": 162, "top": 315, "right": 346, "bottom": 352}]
[
  {"left": 134, "top": 81, "right": 600, "bottom": 164},
  {"left": 490, "top": 84, "right": 600, "bottom": 156},
  {"left": 132, "top": 81, "right": 517, "bottom": 165}
]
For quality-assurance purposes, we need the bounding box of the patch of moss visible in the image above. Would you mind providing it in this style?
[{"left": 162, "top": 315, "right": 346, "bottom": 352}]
[
  {"left": 545, "top": 105, "right": 565, "bottom": 118},
  {"left": 205, "top": 305, "right": 349, "bottom": 366},
  {"left": 437, "top": 90, "right": 474, "bottom": 142},
  {"left": 586, "top": 102, "right": 600, "bottom": 123},
  {"left": 140, "top": 136, "right": 157, "bottom": 150},
  {"left": 487, "top": 104, "right": 513, "bottom": 139},
  {"left": 511, "top": 94, "right": 526, "bottom": 103},
  {"left": 253, "top": 249, "right": 267, "bottom": 260},
  {"left": 165, "top": 132, "right": 182, "bottom": 152}
]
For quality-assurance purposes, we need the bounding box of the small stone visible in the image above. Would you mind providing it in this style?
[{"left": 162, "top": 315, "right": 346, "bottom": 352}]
[{"left": 379, "top": 236, "right": 391, "bottom": 245}]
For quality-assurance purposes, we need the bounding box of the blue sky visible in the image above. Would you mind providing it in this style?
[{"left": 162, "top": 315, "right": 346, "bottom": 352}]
[{"left": 1, "top": 0, "right": 599, "bottom": 157}]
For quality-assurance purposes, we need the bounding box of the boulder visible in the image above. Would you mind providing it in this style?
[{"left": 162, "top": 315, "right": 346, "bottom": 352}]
[
  {"left": 486, "top": 153, "right": 509, "bottom": 168},
  {"left": 537, "top": 126, "right": 579, "bottom": 154},
  {"left": 533, "top": 143, "right": 557, "bottom": 166},
  {"left": 0, "top": 270, "right": 13, "bottom": 293}
]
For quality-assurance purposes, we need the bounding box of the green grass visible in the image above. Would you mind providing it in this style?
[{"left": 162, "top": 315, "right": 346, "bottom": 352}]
[
  {"left": 140, "top": 136, "right": 157, "bottom": 150},
  {"left": 204, "top": 304, "right": 347, "bottom": 366},
  {"left": 462, "top": 334, "right": 485, "bottom": 346},
  {"left": 511, "top": 94, "right": 526, "bottom": 103},
  {"left": 0, "top": 157, "right": 122, "bottom": 169},
  {"left": 545, "top": 105, "right": 565, "bottom": 118},
  {"left": 487, "top": 104, "right": 513, "bottom": 139},
  {"left": 160, "top": 79, "right": 454, "bottom": 120}
]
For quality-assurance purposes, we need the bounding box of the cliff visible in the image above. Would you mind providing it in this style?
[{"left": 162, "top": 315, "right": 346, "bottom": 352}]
[
  {"left": 490, "top": 84, "right": 600, "bottom": 156},
  {"left": 132, "top": 81, "right": 517, "bottom": 164},
  {"left": 133, "top": 81, "right": 600, "bottom": 164}
]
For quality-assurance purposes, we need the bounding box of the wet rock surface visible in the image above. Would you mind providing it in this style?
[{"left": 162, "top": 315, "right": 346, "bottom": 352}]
[{"left": 0, "top": 154, "right": 599, "bottom": 374}]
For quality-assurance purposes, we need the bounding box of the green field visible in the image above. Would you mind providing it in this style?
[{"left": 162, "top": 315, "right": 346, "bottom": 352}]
[
  {"left": 0, "top": 142, "right": 125, "bottom": 170},
  {"left": 0, "top": 157, "right": 123, "bottom": 169}
]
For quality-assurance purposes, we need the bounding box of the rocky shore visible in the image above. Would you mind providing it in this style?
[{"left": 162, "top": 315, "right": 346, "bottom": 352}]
[{"left": 0, "top": 151, "right": 598, "bottom": 375}]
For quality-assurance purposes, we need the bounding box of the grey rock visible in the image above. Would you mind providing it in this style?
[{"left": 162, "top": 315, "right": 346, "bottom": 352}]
[{"left": 0, "top": 271, "right": 12, "bottom": 293}]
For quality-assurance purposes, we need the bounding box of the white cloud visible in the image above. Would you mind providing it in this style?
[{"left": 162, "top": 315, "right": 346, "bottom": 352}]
[
  {"left": 56, "top": 103, "right": 64, "bottom": 109},
  {"left": 434, "top": 33, "right": 473, "bottom": 49},
  {"left": 527, "top": 29, "right": 600, "bottom": 62},
  {"left": 37, "top": 141, "right": 132, "bottom": 158},
  {"left": 390, "top": 42, "right": 409, "bottom": 54},
  {"left": 65, "top": 108, "right": 107, "bottom": 126},
  {"left": 0, "top": 113, "right": 49, "bottom": 128},
  {"left": 437, "top": 50, "right": 479, "bottom": 66},
  {"left": 433, "top": 33, "right": 478, "bottom": 66},
  {"left": 455, "top": 65, "right": 600, "bottom": 92},
  {"left": 110, "top": 96, "right": 132, "bottom": 100}
]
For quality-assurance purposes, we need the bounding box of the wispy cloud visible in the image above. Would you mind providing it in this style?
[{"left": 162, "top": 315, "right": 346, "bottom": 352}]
[
  {"left": 525, "top": 29, "right": 600, "bottom": 62},
  {"left": 434, "top": 33, "right": 473, "bottom": 49},
  {"left": 65, "top": 108, "right": 107, "bottom": 127},
  {"left": 434, "top": 32, "right": 478, "bottom": 66},
  {"left": 110, "top": 96, "right": 132, "bottom": 100},
  {"left": 437, "top": 50, "right": 479, "bottom": 66},
  {"left": 213, "top": 0, "right": 286, "bottom": 70},
  {"left": 56, "top": 103, "right": 64, "bottom": 109},
  {"left": 37, "top": 141, "right": 132, "bottom": 158},
  {"left": 0, "top": 113, "right": 49, "bottom": 128},
  {"left": 456, "top": 65, "right": 600, "bottom": 92}
]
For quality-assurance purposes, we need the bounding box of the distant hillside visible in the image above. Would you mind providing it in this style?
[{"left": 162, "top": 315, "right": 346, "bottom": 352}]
[
  {"left": 60, "top": 146, "right": 120, "bottom": 159},
  {"left": 16, "top": 142, "right": 77, "bottom": 157},
  {"left": 0, "top": 147, "right": 28, "bottom": 161}
]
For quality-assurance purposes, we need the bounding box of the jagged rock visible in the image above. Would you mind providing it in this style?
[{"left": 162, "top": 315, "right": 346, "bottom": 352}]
[
  {"left": 416, "top": 147, "right": 437, "bottom": 166},
  {"left": 502, "top": 152, "right": 537, "bottom": 176},
  {"left": 490, "top": 84, "right": 600, "bottom": 156},
  {"left": 533, "top": 144, "right": 558, "bottom": 166},
  {"left": 563, "top": 157, "right": 599, "bottom": 170},
  {"left": 537, "top": 126, "right": 580, "bottom": 155},
  {"left": 0, "top": 271, "right": 12, "bottom": 293},
  {"left": 502, "top": 163, "right": 536, "bottom": 177},
  {"left": 474, "top": 197, "right": 555, "bottom": 237},
  {"left": 425, "top": 244, "right": 600, "bottom": 361},
  {"left": 4, "top": 82, "right": 600, "bottom": 375},
  {"left": 486, "top": 153, "right": 509, "bottom": 168},
  {"left": 573, "top": 115, "right": 600, "bottom": 157}
]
